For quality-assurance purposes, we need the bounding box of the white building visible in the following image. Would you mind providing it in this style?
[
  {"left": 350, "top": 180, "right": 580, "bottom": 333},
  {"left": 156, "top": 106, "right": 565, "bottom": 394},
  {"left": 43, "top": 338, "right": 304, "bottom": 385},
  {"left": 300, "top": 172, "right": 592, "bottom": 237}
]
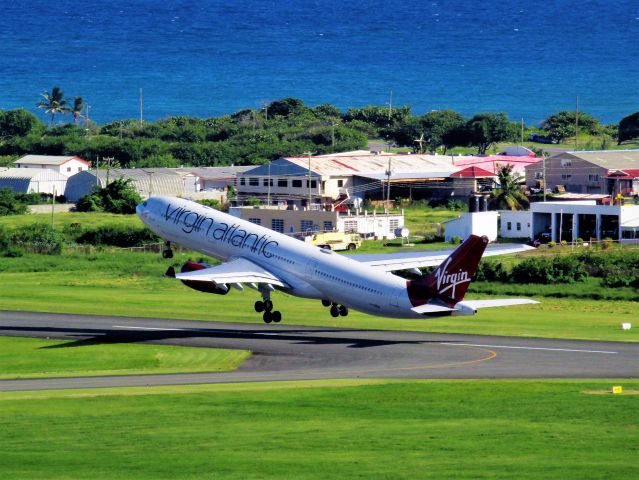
[
  {"left": 14, "top": 155, "right": 90, "bottom": 178},
  {"left": 500, "top": 211, "right": 532, "bottom": 239},
  {"left": 443, "top": 211, "right": 499, "bottom": 242},
  {"left": 531, "top": 201, "right": 639, "bottom": 244},
  {"left": 0, "top": 168, "right": 67, "bottom": 195},
  {"left": 229, "top": 206, "right": 404, "bottom": 239}
]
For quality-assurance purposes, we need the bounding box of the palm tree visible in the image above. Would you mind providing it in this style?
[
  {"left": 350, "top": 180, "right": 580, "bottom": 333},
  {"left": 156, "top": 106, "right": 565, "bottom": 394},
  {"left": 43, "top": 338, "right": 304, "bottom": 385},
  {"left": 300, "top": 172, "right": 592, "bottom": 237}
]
[
  {"left": 71, "top": 96, "right": 84, "bottom": 124},
  {"left": 36, "top": 86, "right": 69, "bottom": 125},
  {"left": 491, "top": 164, "right": 530, "bottom": 210}
]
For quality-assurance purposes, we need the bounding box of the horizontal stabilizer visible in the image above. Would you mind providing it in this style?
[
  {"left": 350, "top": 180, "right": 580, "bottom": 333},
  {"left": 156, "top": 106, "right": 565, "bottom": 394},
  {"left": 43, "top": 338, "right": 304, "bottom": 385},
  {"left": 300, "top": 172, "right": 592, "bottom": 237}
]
[
  {"left": 456, "top": 299, "right": 539, "bottom": 310},
  {"left": 411, "top": 304, "right": 456, "bottom": 314}
]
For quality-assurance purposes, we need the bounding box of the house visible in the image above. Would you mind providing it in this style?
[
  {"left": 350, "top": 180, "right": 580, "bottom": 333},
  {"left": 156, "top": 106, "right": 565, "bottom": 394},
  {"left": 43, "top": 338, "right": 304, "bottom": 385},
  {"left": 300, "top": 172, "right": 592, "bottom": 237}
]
[
  {"left": 0, "top": 168, "right": 67, "bottom": 195},
  {"left": 177, "top": 166, "right": 253, "bottom": 202},
  {"left": 525, "top": 150, "right": 639, "bottom": 195},
  {"left": 530, "top": 201, "right": 639, "bottom": 244},
  {"left": 14, "top": 155, "right": 90, "bottom": 178},
  {"left": 443, "top": 211, "right": 499, "bottom": 242},
  {"left": 452, "top": 154, "right": 542, "bottom": 177},
  {"left": 229, "top": 205, "right": 404, "bottom": 239},
  {"left": 236, "top": 151, "right": 497, "bottom": 209},
  {"left": 500, "top": 210, "right": 532, "bottom": 239}
]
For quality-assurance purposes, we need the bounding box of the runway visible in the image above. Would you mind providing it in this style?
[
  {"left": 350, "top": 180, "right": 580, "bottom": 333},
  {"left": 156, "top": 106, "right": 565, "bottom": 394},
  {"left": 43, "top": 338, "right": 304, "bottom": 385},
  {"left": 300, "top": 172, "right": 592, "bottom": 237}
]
[{"left": 0, "top": 310, "right": 636, "bottom": 391}]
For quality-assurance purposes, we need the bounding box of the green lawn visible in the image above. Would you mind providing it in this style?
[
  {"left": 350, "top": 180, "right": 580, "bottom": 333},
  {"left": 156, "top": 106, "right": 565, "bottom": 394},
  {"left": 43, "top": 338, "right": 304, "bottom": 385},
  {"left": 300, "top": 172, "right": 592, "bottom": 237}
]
[
  {"left": 1, "top": 211, "right": 144, "bottom": 230},
  {"left": 0, "top": 336, "right": 250, "bottom": 379},
  {"left": 0, "top": 251, "right": 637, "bottom": 342},
  {"left": 0, "top": 379, "right": 636, "bottom": 479}
]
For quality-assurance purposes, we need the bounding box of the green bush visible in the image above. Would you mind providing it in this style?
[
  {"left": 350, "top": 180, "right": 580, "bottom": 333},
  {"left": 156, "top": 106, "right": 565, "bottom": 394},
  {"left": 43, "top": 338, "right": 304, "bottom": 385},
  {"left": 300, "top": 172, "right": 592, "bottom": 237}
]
[
  {"left": 475, "top": 260, "right": 508, "bottom": 282},
  {"left": 76, "top": 225, "right": 159, "bottom": 247},
  {"left": 0, "top": 188, "right": 29, "bottom": 216},
  {"left": 511, "top": 256, "right": 586, "bottom": 284},
  {"left": 10, "top": 223, "right": 64, "bottom": 255}
]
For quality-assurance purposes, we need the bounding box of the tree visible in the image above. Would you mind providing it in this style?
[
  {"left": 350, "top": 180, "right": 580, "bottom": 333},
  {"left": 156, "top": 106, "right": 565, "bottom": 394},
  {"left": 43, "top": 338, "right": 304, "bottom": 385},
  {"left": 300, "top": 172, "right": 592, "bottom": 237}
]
[
  {"left": 541, "top": 111, "right": 600, "bottom": 143},
  {"left": 0, "top": 188, "right": 29, "bottom": 216},
  {"left": 618, "top": 112, "right": 639, "bottom": 144},
  {"left": 76, "top": 178, "right": 142, "bottom": 214},
  {"left": 490, "top": 164, "right": 529, "bottom": 211},
  {"left": 36, "top": 86, "right": 69, "bottom": 125},
  {"left": 71, "top": 97, "right": 84, "bottom": 124},
  {"left": 420, "top": 110, "right": 466, "bottom": 153},
  {"left": 466, "top": 112, "right": 514, "bottom": 154},
  {"left": 0, "top": 109, "right": 43, "bottom": 138}
]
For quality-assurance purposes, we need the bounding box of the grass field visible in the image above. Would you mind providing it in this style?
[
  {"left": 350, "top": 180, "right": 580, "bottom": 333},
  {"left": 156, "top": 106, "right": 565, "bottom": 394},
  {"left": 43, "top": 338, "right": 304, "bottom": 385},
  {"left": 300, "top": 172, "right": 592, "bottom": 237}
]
[
  {"left": 0, "top": 336, "right": 250, "bottom": 379},
  {"left": 0, "top": 379, "right": 636, "bottom": 479},
  {"left": 1, "top": 211, "right": 144, "bottom": 230},
  {"left": 0, "top": 251, "right": 637, "bottom": 342}
]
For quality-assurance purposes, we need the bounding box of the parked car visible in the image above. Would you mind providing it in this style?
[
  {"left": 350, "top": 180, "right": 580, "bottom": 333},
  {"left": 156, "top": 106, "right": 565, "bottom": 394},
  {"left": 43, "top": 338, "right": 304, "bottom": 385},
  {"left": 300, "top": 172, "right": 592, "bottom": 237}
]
[{"left": 529, "top": 133, "right": 558, "bottom": 144}]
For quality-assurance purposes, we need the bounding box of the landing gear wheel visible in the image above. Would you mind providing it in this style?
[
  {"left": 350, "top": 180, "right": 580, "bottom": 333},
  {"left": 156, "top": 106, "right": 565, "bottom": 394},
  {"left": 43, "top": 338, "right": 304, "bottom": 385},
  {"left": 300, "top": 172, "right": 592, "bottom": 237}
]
[
  {"left": 254, "top": 300, "right": 265, "bottom": 313},
  {"left": 330, "top": 305, "right": 339, "bottom": 318},
  {"left": 162, "top": 249, "right": 173, "bottom": 259},
  {"left": 321, "top": 299, "right": 331, "bottom": 307},
  {"left": 339, "top": 305, "right": 348, "bottom": 316},
  {"left": 263, "top": 300, "right": 273, "bottom": 312},
  {"left": 271, "top": 311, "right": 282, "bottom": 323},
  {"left": 263, "top": 311, "right": 273, "bottom": 323}
]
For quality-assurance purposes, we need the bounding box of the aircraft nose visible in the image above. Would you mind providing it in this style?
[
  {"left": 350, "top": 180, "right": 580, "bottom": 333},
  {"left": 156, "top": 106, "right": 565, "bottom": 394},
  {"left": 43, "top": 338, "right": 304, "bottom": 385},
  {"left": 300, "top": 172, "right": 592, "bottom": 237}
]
[{"left": 136, "top": 200, "right": 149, "bottom": 219}]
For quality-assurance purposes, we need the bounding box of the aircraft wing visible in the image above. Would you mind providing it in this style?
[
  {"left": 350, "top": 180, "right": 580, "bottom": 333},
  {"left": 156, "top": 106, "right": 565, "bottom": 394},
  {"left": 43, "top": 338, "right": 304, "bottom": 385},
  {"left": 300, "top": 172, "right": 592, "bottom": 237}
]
[
  {"left": 175, "top": 257, "right": 288, "bottom": 287},
  {"left": 349, "top": 243, "right": 535, "bottom": 272}
]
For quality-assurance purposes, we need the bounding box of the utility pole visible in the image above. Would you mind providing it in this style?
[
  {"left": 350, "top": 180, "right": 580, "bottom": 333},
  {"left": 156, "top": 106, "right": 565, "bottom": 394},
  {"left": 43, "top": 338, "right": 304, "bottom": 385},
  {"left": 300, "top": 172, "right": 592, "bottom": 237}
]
[
  {"left": 104, "top": 156, "right": 114, "bottom": 186},
  {"left": 51, "top": 187, "right": 55, "bottom": 228},
  {"left": 95, "top": 155, "right": 99, "bottom": 187},
  {"left": 304, "top": 151, "right": 313, "bottom": 210},
  {"left": 575, "top": 95, "right": 579, "bottom": 151},
  {"left": 385, "top": 157, "right": 392, "bottom": 210},
  {"left": 148, "top": 171, "right": 154, "bottom": 197},
  {"left": 139, "top": 88, "right": 144, "bottom": 127},
  {"left": 542, "top": 152, "right": 547, "bottom": 202},
  {"left": 387, "top": 90, "right": 393, "bottom": 122},
  {"left": 521, "top": 118, "right": 524, "bottom": 145},
  {"left": 267, "top": 161, "right": 271, "bottom": 206}
]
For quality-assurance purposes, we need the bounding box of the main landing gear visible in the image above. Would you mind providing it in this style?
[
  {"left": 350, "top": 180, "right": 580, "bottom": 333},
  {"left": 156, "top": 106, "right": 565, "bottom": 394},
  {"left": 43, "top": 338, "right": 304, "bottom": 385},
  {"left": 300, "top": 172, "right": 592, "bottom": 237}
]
[
  {"left": 162, "top": 241, "right": 174, "bottom": 259},
  {"left": 254, "top": 296, "right": 282, "bottom": 324},
  {"left": 322, "top": 299, "right": 349, "bottom": 318}
]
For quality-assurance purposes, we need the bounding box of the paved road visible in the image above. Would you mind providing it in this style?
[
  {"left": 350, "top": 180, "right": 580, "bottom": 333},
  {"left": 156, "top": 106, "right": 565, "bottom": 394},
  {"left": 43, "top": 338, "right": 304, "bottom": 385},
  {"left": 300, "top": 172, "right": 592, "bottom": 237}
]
[{"left": 0, "top": 310, "right": 636, "bottom": 391}]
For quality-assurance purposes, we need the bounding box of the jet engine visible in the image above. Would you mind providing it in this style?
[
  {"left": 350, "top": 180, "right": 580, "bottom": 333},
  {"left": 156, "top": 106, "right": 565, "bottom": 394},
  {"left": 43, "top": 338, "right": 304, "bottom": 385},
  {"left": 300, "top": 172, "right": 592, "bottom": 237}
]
[{"left": 165, "top": 261, "right": 229, "bottom": 295}]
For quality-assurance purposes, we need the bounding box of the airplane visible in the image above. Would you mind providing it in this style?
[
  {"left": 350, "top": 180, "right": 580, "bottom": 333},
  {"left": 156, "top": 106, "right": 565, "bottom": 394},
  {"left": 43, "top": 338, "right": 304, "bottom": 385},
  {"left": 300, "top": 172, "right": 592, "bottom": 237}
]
[{"left": 137, "top": 196, "right": 538, "bottom": 323}]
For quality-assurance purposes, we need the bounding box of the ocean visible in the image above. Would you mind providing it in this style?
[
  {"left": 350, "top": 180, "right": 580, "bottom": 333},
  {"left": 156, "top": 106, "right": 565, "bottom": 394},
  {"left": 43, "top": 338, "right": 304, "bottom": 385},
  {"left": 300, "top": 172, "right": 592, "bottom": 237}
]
[{"left": 0, "top": 0, "right": 637, "bottom": 126}]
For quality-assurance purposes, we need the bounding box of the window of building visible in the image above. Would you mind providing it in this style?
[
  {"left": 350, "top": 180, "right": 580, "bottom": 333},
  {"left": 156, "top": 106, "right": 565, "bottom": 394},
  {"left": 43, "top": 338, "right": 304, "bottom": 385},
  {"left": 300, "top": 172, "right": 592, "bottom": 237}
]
[
  {"left": 561, "top": 173, "right": 572, "bottom": 180},
  {"left": 240, "top": 178, "right": 246, "bottom": 186},
  {"left": 78, "top": 167, "right": 82, "bottom": 172},
  {"left": 323, "top": 221, "right": 333, "bottom": 231},
  {"left": 337, "top": 179, "right": 344, "bottom": 188},
  {"left": 306, "top": 180, "right": 317, "bottom": 188},
  {"left": 344, "top": 220, "right": 358, "bottom": 232},
  {"left": 249, "top": 178, "right": 259, "bottom": 186},
  {"left": 389, "top": 219, "right": 399, "bottom": 232},
  {"left": 506, "top": 222, "right": 512, "bottom": 230},
  {"left": 292, "top": 179, "right": 302, "bottom": 188},
  {"left": 534, "top": 172, "right": 543, "bottom": 179},
  {"left": 248, "top": 218, "right": 261, "bottom": 225},
  {"left": 588, "top": 174, "right": 599, "bottom": 182},
  {"left": 301, "top": 220, "right": 313, "bottom": 233},
  {"left": 271, "top": 219, "right": 284, "bottom": 233},
  {"left": 516, "top": 222, "right": 521, "bottom": 231},
  {"left": 67, "top": 167, "right": 71, "bottom": 172},
  {"left": 263, "top": 178, "right": 273, "bottom": 187},
  {"left": 561, "top": 159, "right": 572, "bottom": 167},
  {"left": 278, "top": 179, "right": 288, "bottom": 187}
]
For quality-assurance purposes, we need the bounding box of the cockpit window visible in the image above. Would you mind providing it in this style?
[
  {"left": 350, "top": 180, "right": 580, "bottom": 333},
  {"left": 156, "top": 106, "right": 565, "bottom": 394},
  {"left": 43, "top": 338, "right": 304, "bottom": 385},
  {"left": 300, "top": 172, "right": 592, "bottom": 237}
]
[{"left": 142, "top": 201, "right": 148, "bottom": 207}]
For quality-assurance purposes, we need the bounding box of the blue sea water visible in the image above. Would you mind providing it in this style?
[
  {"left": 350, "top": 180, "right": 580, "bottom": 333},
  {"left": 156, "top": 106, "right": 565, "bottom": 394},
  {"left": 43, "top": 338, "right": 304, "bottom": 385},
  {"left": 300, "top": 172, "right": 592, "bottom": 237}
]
[{"left": 0, "top": 0, "right": 637, "bottom": 126}]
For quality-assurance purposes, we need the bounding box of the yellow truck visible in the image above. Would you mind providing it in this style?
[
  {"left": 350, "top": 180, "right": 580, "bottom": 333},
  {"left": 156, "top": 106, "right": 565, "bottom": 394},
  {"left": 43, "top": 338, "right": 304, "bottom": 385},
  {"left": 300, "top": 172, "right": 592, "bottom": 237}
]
[{"left": 306, "top": 232, "right": 362, "bottom": 251}]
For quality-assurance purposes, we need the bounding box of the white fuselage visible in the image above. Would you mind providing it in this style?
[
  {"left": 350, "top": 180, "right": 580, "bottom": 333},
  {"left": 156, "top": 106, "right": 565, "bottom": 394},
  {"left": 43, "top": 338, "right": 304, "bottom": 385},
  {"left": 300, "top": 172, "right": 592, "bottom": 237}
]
[{"left": 137, "top": 196, "right": 421, "bottom": 318}]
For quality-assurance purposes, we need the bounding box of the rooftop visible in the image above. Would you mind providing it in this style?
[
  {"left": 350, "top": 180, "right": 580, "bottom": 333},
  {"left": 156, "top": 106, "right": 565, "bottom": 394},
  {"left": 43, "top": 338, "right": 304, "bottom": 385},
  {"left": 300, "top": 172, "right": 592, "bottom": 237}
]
[{"left": 14, "top": 155, "right": 89, "bottom": 166}]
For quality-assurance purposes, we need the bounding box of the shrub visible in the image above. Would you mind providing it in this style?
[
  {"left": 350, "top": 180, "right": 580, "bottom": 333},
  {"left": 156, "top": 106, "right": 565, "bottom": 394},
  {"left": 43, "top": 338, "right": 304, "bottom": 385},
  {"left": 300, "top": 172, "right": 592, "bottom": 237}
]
[
  {"left": 601, "top": 237, "right": 613, "bottom": 250},
  {"left": 450, "top": 236, "right": 462, "bottom": 244},
  {"left": 511, "top": 256, "right": 586, "bottom": 284},
  {"left": 475, "top": 260, "right": 508, "bottom": 282},
  {"left": 10, "top": 223, "right": 64, "bottom": 255},
  {"left": 76, "top": 225, "right": 159, "bottom": 247},
  {"left": 560, "top": 240, "right": 567, "bottom": 246},
  {"left": 601, "top": 266, "right": 639, "bottom": 288},
  {"left": 548, "top": 241, "right": 556, "bottom": 248}
]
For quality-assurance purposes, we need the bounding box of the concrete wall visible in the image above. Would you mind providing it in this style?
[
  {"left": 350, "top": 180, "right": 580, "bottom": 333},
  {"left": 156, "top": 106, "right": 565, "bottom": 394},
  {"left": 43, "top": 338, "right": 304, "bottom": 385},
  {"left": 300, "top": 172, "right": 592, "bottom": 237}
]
[
  {"left": 444, "top": 211, "right": 498, "bottom": 242},
  {"left": 500, "top": 211, "right": 531, "bottom": 238}
]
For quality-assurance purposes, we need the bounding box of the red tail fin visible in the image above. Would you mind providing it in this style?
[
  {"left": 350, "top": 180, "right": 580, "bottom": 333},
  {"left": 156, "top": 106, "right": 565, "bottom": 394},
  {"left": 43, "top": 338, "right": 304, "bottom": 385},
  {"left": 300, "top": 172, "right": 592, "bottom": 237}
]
[{"left": 407, "top": 235, "right": 489, "bottom": 307}]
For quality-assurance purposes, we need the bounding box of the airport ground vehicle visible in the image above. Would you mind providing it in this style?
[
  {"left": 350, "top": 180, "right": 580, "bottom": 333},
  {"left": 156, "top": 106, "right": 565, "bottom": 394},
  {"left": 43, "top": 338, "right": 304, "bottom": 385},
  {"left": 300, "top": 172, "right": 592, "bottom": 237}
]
[{"left": 306, "top": 232, "right": 362, "bottom": 251}]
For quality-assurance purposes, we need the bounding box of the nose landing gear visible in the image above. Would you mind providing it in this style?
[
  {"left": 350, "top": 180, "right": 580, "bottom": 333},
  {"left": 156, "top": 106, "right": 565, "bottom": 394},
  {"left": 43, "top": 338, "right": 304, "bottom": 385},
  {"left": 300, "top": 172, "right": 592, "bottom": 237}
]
[{"left": 162, "top": 241, "right": 174, "bottom": 259}]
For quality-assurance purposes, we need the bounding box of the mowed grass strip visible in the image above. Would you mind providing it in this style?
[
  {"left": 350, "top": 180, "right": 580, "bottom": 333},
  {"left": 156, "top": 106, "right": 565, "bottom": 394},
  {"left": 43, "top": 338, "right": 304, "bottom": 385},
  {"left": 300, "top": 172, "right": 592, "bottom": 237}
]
[
  {"left": 0, "top": 379, "right": 636, "bottom": 479},
  {"left": 1, "top": 252, "right": 637, "bottom": 342},
  {"left": 0, "top": 336, "right": 250, "bottom": 379}
]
